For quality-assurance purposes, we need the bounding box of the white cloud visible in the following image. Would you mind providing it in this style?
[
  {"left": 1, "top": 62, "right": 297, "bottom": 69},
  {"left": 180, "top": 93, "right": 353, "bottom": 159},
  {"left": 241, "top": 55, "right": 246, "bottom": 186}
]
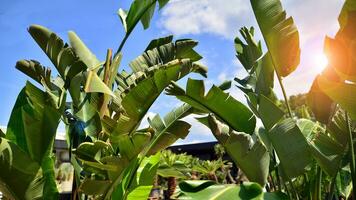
[
  {"left": 158, "top": 0, "right": 250, "bottom": 38},
  {"left": 159, "top": 0, "right": 345, "bottom": 96}
]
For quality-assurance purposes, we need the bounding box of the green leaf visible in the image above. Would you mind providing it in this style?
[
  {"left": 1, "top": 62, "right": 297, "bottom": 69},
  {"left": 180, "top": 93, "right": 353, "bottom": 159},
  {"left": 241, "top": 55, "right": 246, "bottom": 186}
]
[
  {"left": 234, "top": 27, "right": 275, "bottom": 99},
  {"left": 317, "top": 74, "right": 356, "bottom": 120},
  {"left": 119, "top": 0, "right": 164, "bottom": 33},
  {"left": 268, "top": 119, "right": 312, "bottom": 178},
  {"left": 0, "top": 139, "right": 40, "bottom": 200},
  {"left": 178, "top": 181, "right": 264, "bottom": 200},
  {"left": 84, "top": 70, "right": 115, "bottom": 96},
  {"left": 112, "top": 153, "right": 161, "bottom": 200},
  {"left": 6, "top": 82, "right": 61, "bottom": 164},
  {"left": 128, "top": 38, "right": 204, "bottom": 73},
  {"left": 309, "top": 111, "right": 349, "bottom": 176},
  {"left": 166, "top": 79, "right": 256, "bottom": 134},
  {"left": 198, "top": 115, "right": 269, "bottom": 186},
  {"left": 27, "top": 25, "right": 86, "bottom": 84},
  {"left": 307, "top": 74, "right": 336, "bottom": 124},
  {"left": 336, "top": 168, "right": 353, "bottom": 198},
  {"left": 178, "top": 181, "right": 287, "bottom": 200},
  {"left": 145, "top": 35, "right": 173, "bottom": 51},
  {"left": 127, "top": 186, "right": 154, "bottom": 200},
  {"left": 73, "top": 141, "right": 113, "bottom": 162},
  {"left": 41, "top": 156, "right": 59, "bottom": 200},
  {"left": 258, "top": 94, "right": 284, "bottom": 130},
  {"left": 110, "top": 50, "right": 206, "bottom": 139},
  {"left": 79, "top": 179, "right": 111, "bottom": 195},
  {"left": 250, "top": 0, "right": 300, "bottom": 77},
  {"left": 146, "top": 104, "right": 192, "bottom": 155},
  {"left": 3, "top": 82, "right": 62, "bottom": 198},
  {"left": 68, "top": 31, "right": 100, "bottom": 69},
  {"left": 15, "top": 60, "right": 52, "bottom": 88},
  {"left": 234, "top": 26, "right": 262, "bottom": 72}
]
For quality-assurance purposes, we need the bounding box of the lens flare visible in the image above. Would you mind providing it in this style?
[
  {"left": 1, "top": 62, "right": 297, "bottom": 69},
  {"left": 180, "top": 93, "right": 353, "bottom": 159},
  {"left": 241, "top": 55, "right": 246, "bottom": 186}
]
[{"left": 314, "top": 54, "right": 329, "bottom": 73}]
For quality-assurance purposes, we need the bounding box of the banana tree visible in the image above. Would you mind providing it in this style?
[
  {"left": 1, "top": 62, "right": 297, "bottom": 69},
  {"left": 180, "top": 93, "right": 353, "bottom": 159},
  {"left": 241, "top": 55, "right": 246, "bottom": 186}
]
[
  {"left": 165, "top": 0, "right": 349, "bottom": 199},
  {"left": 157, "top": 150, "right": 194, "bottom": 199},
  {"left": 0, "top": 0, "right": 208, "bottom": 199},
  {"left": 307, "top": 0, "right": 356, "bottom": 198}
]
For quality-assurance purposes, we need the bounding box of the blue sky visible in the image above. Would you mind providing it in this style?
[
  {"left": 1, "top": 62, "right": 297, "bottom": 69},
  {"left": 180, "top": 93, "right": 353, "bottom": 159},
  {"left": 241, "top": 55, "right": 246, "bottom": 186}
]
[{"left": 0, "top": 0, "right": 344, "bottom": 143}]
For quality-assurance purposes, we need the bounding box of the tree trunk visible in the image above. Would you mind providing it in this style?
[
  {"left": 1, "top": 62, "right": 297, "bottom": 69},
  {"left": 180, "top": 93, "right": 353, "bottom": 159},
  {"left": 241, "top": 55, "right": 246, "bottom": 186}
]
[{"left": 167, "top": 177, "right": 177, "bottom": 200}]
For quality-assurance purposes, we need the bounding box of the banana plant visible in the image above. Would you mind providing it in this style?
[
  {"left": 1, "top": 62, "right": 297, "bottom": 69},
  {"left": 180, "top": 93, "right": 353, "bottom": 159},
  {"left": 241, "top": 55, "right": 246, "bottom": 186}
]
[
  {"left": 307, "top": 0, "right": 356, "bottom": 198},
  {"left": 0, "top": 0, "right": 208, "bottom": 199},
  {"left": 166, "top": 0, "right": 308, "bottom": 186},
  {"left": 0, "top": 74, "right": 67, "bottom": 199},
  {"left": 157, "top": 150, "right": 194, "bottom": 199}
]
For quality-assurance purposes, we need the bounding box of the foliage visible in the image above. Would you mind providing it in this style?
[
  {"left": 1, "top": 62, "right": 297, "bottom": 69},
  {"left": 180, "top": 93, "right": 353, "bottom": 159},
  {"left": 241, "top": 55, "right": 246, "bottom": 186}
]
[
  {"left": 167, "top": 0, "right": 355, "bottom": 199},
  {"left": 0, "top": 0, "right": 207, "bottom": 199},
  {"left": 1, "top": 0, "right": 355, "bottom": 199}
]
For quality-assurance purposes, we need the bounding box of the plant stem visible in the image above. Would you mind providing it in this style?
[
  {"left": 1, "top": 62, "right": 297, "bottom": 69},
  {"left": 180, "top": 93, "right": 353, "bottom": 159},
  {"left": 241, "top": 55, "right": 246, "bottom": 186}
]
[
  {"left": 313, "top": 166, "right": 322, "bottom": 200},
  {"left": 283, "top": 181, "right": 291, "bottom": 198},
  {"left": 272, "top": 151, "right": 282, "bottom": 190},
  {"left": 115, "top": 33, "right": 129, "bottom": 57},
  {"left": 276, "top": 74, "right": 293, "bottom": 118},
  {"left": 304, "top": 173, "right": 312, "bottom": 200},
  {"left": 327, "top": 173, "right": 337, "bottom": 200},
  {"left": 289, "top": 179, "right": 299, "bottom": 200},
  {"left": 114, "top": 0, "right": 157, "bottom": 58},
  {"left": 345, "top": 112, "right": 356, "bottom": 199}
]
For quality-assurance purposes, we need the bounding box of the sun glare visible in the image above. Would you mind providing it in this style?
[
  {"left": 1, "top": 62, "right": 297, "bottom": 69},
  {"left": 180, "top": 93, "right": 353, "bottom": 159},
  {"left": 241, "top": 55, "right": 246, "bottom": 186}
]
[{"left": 314, "top": 53, "right": 329, "bottom": 73}]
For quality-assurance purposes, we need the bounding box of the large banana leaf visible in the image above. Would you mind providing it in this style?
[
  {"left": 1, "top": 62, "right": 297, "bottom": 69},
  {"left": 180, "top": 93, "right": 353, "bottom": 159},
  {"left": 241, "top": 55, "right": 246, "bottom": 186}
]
[
  {"left": 0, "top": 138, "right": 40, "bottom": 200},
  {"left": 307, "top": 74, "right": 336, "bottom": 124},
  {"left": 198, "top": 115, "right": 269, "bottom": 186},
  {"left": 2, "top": 82, "right": 63, "bottom": 199},
  {"left": 250, "top": 0, "right": 300, "bottom": 77},
  {"left": 68, "top": 31, "right": 100, "bottom": 69},
  {"left": 324, "top": 0, "right": 356, "bottom": 81},
  {"left": 317, "top": 75, "right": 356, "bottom": 120},
  {"left": 166, "top": 78, "right": 256, "bottom": 134},
  {"left": 268, "top": 119, "right": 312, "bottom": 179},
  {"left": 177, "top": 180, "right": 288, "bottom": 200}
]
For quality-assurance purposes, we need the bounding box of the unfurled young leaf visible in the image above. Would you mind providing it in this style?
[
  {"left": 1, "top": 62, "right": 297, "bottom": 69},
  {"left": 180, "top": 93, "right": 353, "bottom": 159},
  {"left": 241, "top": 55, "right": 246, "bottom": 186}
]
[
  {"left": 234, "top": 26, "right": 262, "bottom": 72},
  {"left": 85, "top": 70, "right": 115, "bottom": 97},
  {"left": 235, "top": 27, "right": 275, "bottom": 101}
]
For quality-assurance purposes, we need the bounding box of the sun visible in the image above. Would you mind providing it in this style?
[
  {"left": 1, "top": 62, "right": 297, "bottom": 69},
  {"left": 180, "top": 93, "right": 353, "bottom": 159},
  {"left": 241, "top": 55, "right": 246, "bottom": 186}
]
[{"left": 314, "top": 53, "right": 329, "bottom": 73}]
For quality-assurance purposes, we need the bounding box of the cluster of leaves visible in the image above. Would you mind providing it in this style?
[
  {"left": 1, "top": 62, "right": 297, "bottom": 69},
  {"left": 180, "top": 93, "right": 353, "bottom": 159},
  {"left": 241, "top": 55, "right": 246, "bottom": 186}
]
[
  {"left": 0, "top": 0, "right": 355, "bottom": 199},
  {"left": 0, "top": 0, "right": 208, "bottom": 199},
  {"left": 166, "top": 0, "right": 356, "bottom": 199}
]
